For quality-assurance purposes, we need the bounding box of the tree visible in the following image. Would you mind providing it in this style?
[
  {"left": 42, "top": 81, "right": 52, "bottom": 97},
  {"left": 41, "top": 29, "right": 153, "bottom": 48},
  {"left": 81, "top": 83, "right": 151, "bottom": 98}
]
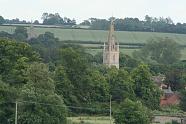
[
  {"left": 18, "top": 63, "right": 67, "bottom": 124},
  {"left": 42, "top": 13, "right": 66, "bottom": 25},
  {"left": 58, "top": 47, "right": 109, "bottom": 104},
  {"left": 80, "top": 69, "right": 110, "bottom": 102},
  {"left": 41, "top": 13, "right": 49, "bottom": 21},
  {"left": 0, "top": 39, "right": 40, "bottom": 86},
  {"left": 13, "top": 26, "right": 28, "bottom": 41},
  {"left": 59, "top": 47, "right": 89, "bottom": 82},
  {"left": 119, "top": 53, "right": 139, "bottom": 69},
  {"left": 0, "top": 31, "right": 13, "bottom": 39},
  {"left": 165, "top": 69, "right": 186, "bottom": 91},
  {"left": 54, "top": 66, "right": 76, "bottom": 105},
  {"left": 33, "top": 20, "right": 39, "bottom": 24},
  {"left": 28, "top": 32, "right": 59, "bottom": 62},
  {"left": 145, "top": 15, "right": 153, "bottom": 23},
  {"left": 114, "top": 98, "right": 151, "bottom": 124},
  {"left": 107, "top": 67, "right": 135, "bottom": 102},
  {"left": 80, "top": 20, "right": 91, "bottom": 25},
  {"left": 131, "top": 64, "right": 161, "bottom": 110},
  {"left": 0, "top": 16, "right": 5, "bottom": 25},
  {"left": 89, "top": 18, "right": 109, "bottom": 30},
  {"left": 180, "top": 90, "right": 186, "bottom": 111},
  {"left": 0, "top": 78, "right": 17, "bottom": 124},
  {"left": 133, "top": 37, "right": 181, "bottom": 64}
]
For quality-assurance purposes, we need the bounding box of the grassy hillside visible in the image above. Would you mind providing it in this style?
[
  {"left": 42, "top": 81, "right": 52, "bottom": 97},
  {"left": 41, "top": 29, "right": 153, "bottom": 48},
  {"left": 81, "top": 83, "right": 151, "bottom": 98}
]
[
  {"left": 1, "top": 25, "right": 186, "bottom": 60},
  {"left": 88, "top": 48, "right": 186, "bottom": 60},
  {"left": 1, "top": 25, "right": 186, "bottom": 44}
]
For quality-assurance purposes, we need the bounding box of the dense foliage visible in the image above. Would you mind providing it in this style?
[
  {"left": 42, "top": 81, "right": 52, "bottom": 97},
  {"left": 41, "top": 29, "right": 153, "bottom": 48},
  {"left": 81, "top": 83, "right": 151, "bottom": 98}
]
[
  {"left": 82, "top": 15, "right": 186, "bottom": 34},
  {"left": 42, "top": 13, "right": 76, "bottom": 25},
  {"left": 0, "top": 39, "right": 40, "bottom": 86},
  {"left": 180, "top": 90, "right": 186, "bottom": 111},
  {"left": 0, "top": 16, "right": 5, "bottom": 25},
  {"left": 131, "top": 64, "right": 161, "bottom": 110},
  {"left": 133, "top": 37, "right": 181, "bottom": 65},
  {"left": 0, "top": 39, "right": 67, "bottom": 124},
  {"left": 114, "top": 98, "right": 151, "bottom": 124},
  {"left": 1, "top": 14, "right": 186, "bottom": 34},
  {"left": 1, "top": 27, "right": 185, "bottom": 123},
  {"left": 18, "top": 63, "right": 67, "bottom": 124}
]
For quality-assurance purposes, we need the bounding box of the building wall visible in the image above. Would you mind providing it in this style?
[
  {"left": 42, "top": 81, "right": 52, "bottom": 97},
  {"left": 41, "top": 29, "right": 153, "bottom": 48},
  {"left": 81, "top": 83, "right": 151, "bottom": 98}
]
[{"left": 103, "top": 48, "right": 119, "bottom": 68}]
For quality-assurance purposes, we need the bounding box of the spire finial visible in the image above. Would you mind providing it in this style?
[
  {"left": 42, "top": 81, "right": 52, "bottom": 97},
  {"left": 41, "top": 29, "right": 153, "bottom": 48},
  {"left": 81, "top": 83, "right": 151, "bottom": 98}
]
[{"left": 108, "top": 17, "right": 115, "bottom": 43}]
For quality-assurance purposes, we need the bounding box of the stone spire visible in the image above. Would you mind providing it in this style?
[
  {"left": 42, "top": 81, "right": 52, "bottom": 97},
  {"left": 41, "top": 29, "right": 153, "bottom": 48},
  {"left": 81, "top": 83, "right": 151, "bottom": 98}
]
[
  {"left": 108, "top": 19, "right": 115, "bottom": 43},
  {"left": 103, "top": 18, "right": 119, "bottom": 69}
]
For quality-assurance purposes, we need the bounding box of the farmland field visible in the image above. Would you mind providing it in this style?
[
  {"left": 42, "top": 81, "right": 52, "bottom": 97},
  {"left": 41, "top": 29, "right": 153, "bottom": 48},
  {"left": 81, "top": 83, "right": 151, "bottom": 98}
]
[
  {"left": 1, "top": 25, "right": 186, "bottom": 44},
  {"left": 87, "top": 48, "right": 139, "bottom": 56},
  {"left": 87, "top": 48, "right": 186, "bottom": 60},
  {"left": 67, "top": 116, "right": 114, "bottom": 124},
  {"left": 66, "top": 115, "right": 182, "bottom": 124},
  {"left": 1, "top": 25, "right": 186, "bottom": 60}
]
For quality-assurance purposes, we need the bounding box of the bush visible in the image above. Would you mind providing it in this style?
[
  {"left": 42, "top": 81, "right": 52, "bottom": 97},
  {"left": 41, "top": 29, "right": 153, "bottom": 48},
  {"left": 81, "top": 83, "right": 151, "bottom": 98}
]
[{"left": 114, "top": 98, "right": 151, "bottom": 124}]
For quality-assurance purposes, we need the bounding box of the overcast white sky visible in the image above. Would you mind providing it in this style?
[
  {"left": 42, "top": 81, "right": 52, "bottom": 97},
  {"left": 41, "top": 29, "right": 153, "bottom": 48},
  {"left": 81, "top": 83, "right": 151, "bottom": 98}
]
[{"left": 0, "top": 0, "right": 186, "bottom": 23}]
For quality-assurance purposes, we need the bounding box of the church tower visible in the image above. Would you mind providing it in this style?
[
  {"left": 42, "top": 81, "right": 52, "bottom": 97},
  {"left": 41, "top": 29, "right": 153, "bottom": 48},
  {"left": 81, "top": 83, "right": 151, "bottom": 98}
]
[
  {"left": 27, "top": 22, "right": 37, "bottom": 40},
  {"left": 103, "top": 19, "right": 119, "bottom": 69}
]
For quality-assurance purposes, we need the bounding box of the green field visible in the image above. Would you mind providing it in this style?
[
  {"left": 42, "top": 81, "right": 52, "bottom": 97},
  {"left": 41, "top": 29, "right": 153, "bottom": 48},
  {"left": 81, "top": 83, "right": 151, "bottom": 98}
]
[
  {"left": 1, "top": 25, "right": 186, "bottom": 44},
  {"left": 1, "top": 25, "right": 186, "bottom": 60},
  {"left": 67, "top": 116, "right": 114, "bottom": 124},
  {"left": 88, "top": 48, "right": 186, "bottom": 60}
]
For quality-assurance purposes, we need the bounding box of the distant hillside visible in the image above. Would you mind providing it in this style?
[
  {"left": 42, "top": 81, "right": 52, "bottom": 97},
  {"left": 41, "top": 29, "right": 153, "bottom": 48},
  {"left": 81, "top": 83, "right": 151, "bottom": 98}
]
[
  {"left": 1, "top": 25, "right": 186, "bottom": 60},
  {"left": 1, "top": 25, "right": 186, "bottom": 45}
]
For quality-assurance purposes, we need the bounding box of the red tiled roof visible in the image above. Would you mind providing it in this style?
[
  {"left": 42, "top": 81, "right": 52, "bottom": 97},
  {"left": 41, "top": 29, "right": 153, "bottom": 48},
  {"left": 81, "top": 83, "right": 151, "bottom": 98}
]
[{"left": 160, "top": 94, "right": 180, "bottom": 106}]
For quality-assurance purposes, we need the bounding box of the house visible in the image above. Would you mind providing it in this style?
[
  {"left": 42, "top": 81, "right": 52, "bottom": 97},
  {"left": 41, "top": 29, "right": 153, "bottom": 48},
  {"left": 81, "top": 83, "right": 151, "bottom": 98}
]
[
  {"left": 152, "top": 74, "right": 180, "bottom": 106},
  {"left": 160, "top": 86, "right": 180, "bottom": 106}
]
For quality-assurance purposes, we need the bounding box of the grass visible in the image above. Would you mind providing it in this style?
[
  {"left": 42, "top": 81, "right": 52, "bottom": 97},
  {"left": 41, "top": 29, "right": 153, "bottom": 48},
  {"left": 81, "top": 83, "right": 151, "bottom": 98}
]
[
  {"left": 1, "top": 25, "right": 186, "bottom": 45},
  {"left": 181, "top": 48, "right": 186, "bottom": 60},
  {"left": 67, "top": 116, "right": 114, "bottom": 124},
  {"left": 87, "top": 48, "right": 138, "bottom": 56},
  {"left": 1, "top": 25, "right": 186, "bottom": 60}
]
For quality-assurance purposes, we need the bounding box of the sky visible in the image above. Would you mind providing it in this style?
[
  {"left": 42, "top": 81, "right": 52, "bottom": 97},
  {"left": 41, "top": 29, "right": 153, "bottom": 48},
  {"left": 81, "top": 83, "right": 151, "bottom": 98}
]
[{"left": 0, "top": 0, "right": 186, "bottom": 24}]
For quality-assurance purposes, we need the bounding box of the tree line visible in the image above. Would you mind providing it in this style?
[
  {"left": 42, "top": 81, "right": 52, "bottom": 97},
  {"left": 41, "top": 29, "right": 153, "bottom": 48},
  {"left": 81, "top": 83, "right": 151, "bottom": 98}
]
[
  {"left": 0, "top": 13, "right": 76, "bottom": 25},
  {"left": 0, "top": 38, "right": 161, "bottom": 124},
  {"left": 1, "top": 13, "right": 186, "bottom": 34},
  {"left": 82, "top": 15, "right": 186, "bottom": 34}
]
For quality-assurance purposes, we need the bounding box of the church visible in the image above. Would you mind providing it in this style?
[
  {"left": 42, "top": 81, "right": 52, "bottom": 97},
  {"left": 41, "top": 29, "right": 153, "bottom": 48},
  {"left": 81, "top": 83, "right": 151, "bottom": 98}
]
[{"left": 103, "top": 19, "right": 119, "bottom": 69}]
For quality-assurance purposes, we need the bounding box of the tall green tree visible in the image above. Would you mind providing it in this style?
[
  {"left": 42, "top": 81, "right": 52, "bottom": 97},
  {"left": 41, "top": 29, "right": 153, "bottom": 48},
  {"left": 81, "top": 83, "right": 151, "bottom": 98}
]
[
  {"left": 114, "top": 98, "right": 151, "bottom": 124},
  {"left": 29, "top": 32, "right": 60, "bottom": 62},
  {"left": 180, "top": 90, "right": 186, "bottom": 111},
  {"left": 58, "top": 47, "right": 109, "bottom": 105},
  {"left": 54, "top": 66, "right": 76, "bottom": 105},
  {"left": 133, "top": 38, "right": 181, "bottom": 64},
  {"left": 18, "top": 63, "right": 67, "bottom": 124},
  {"left": 107, "top": 67, "right": 135, "bottom": 102},
  {"left": 0, "top": 39, "right": 40, "bottom": 86},
  {"left": 119, "top": 53, "right": 139, "bottom": 69},
  {"left": 0, "top": 78, "right": 17, "bottom": 124},
  {"left": 166, "top": 69, "right": 186, "bottom": 91},
  {"left": 0, "top": 16, "right": 5, "bottom": 25},
  {"left": 59, "top": 47, "right": 88, "bottom": 82},
  {"left": 131, "top": 64, "right": 161, "bottom": 110},
  {"left": 13, "top": 27, "right": 28, "bottom": 41},
  {"left": 80, "top": 69, "right": 110, "bottom": 103}
]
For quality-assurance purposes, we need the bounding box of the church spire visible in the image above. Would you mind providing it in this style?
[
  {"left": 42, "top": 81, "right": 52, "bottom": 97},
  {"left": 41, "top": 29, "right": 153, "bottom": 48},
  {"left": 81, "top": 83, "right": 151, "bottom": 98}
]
[
  {"left": 103, "top": 18, "right": 119, "bottom": 69},
  {"left": 108, "top": 18, "right": 115, "bottom": 44}
]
